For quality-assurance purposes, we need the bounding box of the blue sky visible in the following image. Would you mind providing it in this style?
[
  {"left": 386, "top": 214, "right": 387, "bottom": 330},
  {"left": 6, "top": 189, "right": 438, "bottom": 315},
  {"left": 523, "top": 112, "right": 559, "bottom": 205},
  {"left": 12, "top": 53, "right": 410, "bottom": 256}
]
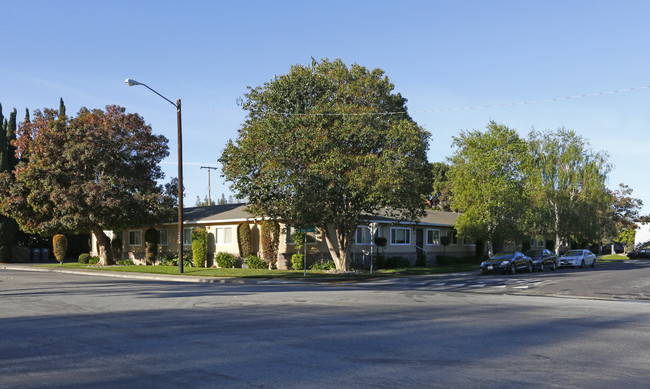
[{"left": 2, "top": 0, "right": 649, "bottom": 214}]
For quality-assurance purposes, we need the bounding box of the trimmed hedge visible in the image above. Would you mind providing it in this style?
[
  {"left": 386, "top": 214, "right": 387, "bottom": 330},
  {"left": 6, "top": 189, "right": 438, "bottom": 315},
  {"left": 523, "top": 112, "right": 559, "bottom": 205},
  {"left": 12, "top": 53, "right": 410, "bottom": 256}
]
[
  {"left": 53, "top": 234, "right": 68, "bottom": 264},
  {"left": 237, "top": 223, "right": 253, "bottom": 258},
  {"left": 291, "top": 253, "right": 304, "bottom": 270},
  {"left": 215, "top": 252, "right": 237, "bottom": 268},
  {"left": 144, "top": 228, "right": 159, "bottom": 265},
  {"left": 244, "top": 255, "right": 267, "bottom": 269},
  {"left": 192, "top": 228, "right": 208, "bottom": 267},
  {"left": 260, "top": 220, "right": 280, "bottom": 266}
]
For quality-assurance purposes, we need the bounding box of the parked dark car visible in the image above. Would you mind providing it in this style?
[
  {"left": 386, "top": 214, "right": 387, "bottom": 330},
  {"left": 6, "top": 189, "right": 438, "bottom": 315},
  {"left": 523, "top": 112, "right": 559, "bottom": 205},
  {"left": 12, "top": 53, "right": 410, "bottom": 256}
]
[
  {"left": 480, "top": 251, "right": 533, "bottom": 275},
  {"left": 627, "top": 248, "right": 650, "bottom": 259},
  {"left": 524, "top": 249, "right": 558, "bottom": 271}
]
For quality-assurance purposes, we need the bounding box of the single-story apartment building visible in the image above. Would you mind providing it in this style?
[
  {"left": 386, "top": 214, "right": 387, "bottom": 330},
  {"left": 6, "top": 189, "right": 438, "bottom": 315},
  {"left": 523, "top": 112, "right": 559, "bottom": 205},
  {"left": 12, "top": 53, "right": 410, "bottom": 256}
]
[{"left": 91, "top": 203, "right": 479, "bottom": 268}]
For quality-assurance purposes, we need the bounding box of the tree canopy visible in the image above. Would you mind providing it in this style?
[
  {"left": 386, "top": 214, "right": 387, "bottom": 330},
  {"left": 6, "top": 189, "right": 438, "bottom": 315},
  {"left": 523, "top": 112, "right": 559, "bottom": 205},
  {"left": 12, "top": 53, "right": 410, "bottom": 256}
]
[
  {"left": 528, "top": 128, "right": 611, "bottom": 253},
  {"left": 449, "top": 122, "right": 613, "bottom": 255},
  {"left": 220, "top": 58, "right": 432, "bottom": 270},
  {"left": 450, "top": 122, "right": 532, "bottom": 253},
  {"left": 0, "top": 104, "right": 172, "bottom": 265}
]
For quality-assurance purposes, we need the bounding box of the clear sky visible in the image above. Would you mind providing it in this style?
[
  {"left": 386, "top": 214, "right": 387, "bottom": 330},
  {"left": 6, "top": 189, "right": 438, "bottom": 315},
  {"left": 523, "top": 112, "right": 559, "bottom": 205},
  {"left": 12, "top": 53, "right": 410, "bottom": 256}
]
[{"left": 2, "top": 0, "right": 649, "bottom": 214}]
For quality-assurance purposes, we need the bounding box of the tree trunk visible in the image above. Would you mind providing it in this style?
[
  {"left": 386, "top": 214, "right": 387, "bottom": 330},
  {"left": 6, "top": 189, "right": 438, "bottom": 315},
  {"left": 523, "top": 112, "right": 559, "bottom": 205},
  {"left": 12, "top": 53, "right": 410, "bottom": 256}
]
[
  {"left": 322, "top": 224, "right": 354, "bottom": 271},
  {"left": 92, "top": 227, "right": 113, "bottom": 266}
]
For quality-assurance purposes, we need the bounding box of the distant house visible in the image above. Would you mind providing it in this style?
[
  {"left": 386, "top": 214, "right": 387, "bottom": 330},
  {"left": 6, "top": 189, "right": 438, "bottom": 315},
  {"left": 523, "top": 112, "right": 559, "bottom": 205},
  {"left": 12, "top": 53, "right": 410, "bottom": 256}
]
[
  {"left": 635, "top": 222, "right": 650, "bottom": 247},
  {"left": 91, "top": 203, "right": 478, "bottom": 268}
]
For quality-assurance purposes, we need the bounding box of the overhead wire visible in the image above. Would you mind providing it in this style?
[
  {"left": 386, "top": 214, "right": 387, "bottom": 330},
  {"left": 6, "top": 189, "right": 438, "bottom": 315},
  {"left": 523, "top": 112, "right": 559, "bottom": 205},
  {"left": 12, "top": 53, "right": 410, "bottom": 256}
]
[{"left": 183, "top": 85, "right": 650, "bottom": 116}]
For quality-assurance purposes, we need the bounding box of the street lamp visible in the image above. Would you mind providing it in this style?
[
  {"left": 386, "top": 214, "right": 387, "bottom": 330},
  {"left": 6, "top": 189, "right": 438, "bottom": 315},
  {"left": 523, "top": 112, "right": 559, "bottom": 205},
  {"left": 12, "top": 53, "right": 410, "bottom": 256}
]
[{"left": 125, "top": 78, "right": 184, "bottom": 273}]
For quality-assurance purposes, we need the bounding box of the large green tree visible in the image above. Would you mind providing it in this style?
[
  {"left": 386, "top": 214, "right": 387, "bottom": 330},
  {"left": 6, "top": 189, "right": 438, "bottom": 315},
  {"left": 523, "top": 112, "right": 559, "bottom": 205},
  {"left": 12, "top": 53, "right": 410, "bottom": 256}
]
[
  {"left": 427, "top": 162, "right": 453, "bottom": 211},
  {"left": 0, "top": 104, "right": 172, "bottom": 265},
  {"left": 220, "top": 58, "right": 432, "bottom": 271},
  {"left": 528, "top": 129, "right": 611, "bottom": 254},
  {"left": 449, "top": 121, "right": 532, "bottom": 253}
]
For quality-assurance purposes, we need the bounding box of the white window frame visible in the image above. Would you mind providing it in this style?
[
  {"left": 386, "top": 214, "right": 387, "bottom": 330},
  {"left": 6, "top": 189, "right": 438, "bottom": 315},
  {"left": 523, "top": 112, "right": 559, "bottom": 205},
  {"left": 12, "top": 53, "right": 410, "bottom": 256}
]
[
  {"left": 128, "top": 230, "right": 142, "bottom": 246},
  {"left": 390, "top": 227, "right": 411, "bottom": 245},
  {"left": 356, "top": 226, "right": 374, "bottom": 245},
  {"left": 157, "top": 228, "right": 169, "bottom": 246},
  {"left": 183, "top": 228, "right": 193, "bottom": 246},
  {"left": 285, "top": 226, "right": 319, "bottom": 245},
  {"left": 426, "top": 229, "right": 440, "bottom": 246},
  {"left": 215, "top": 227, "right": 234, "bottom": 245}
]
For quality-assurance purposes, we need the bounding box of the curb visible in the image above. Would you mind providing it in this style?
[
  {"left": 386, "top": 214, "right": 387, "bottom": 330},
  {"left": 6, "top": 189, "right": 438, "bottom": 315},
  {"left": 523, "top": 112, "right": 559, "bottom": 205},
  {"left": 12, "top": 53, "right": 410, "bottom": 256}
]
[{"left": 0, "top": 264, "right": 252, "bottom": 284}]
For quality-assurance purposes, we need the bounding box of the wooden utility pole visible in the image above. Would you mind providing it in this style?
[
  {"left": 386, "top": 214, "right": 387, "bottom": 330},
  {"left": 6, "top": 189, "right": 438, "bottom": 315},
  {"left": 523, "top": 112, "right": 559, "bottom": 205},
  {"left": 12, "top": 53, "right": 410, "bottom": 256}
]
[{"left": 200, "top": 166, "right": 219, "bottom": 205}]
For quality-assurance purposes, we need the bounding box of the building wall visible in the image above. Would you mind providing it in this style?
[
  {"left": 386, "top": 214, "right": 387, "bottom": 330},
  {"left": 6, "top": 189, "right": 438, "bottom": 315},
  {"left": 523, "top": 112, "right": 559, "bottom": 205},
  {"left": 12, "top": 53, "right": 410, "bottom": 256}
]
[
  {"left": 635, "top": 222, "right": 650, "bottom": 247},
  {"left": 92, "top": 220, "right": 478, "bottom": 268}
]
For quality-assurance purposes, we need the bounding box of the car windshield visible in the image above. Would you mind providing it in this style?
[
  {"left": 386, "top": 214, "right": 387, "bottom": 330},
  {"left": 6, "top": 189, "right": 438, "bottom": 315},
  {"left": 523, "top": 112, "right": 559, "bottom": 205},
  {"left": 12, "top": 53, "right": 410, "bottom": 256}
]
[
  {"left": 525, "top": 250, "right": 541, "bottom": 257},
  {"left": 563, "top": 250, "right": 582, "bottom": 256},
  {"left": 490, "top": 253, "right": 514, "bottom": 260}
]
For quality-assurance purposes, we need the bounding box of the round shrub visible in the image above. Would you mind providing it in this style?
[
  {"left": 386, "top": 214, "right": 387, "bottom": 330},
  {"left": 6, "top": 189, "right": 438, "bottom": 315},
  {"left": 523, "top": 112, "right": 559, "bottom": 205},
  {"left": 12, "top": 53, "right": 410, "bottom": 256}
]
[
  {"left": 78, "top": 253, "right": 91, "bottom": 264},
  {"left": 244, "top": 255, "right": 267, "bottom": 269},
  {"left": 53, "top": 234, "right": 68, "bottom": 264},
  {"left": 291, "top": 253, "right": 304, "bottom": 270},
  {"left": 215, "top": 252, "right": 237, "bottom": 268},
  {"left": 89, "top": 256, "right": 99, "bottom": 265}
]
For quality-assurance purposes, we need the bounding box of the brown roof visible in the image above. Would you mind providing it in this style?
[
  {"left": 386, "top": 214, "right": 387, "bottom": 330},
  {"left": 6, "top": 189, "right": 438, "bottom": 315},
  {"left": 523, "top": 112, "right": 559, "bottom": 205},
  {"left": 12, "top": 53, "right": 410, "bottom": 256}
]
[{"left": 180, "top": 204, "right": 458, "bottom": 227}]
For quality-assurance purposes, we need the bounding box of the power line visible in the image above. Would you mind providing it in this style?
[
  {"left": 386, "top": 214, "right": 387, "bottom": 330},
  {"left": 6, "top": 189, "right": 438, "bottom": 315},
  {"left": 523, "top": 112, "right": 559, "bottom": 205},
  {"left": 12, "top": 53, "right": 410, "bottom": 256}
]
[{"left": 183, "top": 84, "right": 650, "bottom": 116}]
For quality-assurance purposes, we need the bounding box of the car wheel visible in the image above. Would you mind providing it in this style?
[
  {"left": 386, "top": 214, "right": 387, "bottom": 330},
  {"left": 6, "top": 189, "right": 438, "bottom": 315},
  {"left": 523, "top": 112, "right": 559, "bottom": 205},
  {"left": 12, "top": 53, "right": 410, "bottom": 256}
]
[
  {"left": 591, "top": 259, "right": 596, "bottom": 268},
  {"left": 527, "top": 262, "right": 533, "bottom": 273},
  {"left": 510, "top": 264, "right": 516, "bottom": 275},
  {"left": 551, "top": 262, "right": 557, "bottom": 271},
  {"left": 539, "top": 263, "right": 544, "bottom": 272},
  {"left": 580, "top": 259, "right": 585, "bottom": 268}
]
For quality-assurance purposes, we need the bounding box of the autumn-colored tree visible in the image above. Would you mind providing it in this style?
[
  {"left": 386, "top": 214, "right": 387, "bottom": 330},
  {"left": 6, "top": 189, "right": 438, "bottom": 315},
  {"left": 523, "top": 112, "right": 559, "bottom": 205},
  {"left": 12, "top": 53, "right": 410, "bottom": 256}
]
[
  {"left": 220, "top": 59, "right": 432, "bottom": 271},
  {"left": 0, "top": 104, "right": 173, "bottom": 266}
]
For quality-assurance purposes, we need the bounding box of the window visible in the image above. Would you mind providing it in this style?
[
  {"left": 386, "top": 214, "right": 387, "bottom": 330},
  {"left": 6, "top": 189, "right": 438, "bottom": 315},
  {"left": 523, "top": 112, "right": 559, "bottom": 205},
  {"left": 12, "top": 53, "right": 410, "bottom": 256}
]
[
  {"left": 426, "top": 229, "right": 440, "bottom": 245},
  {"left": 286, "top": 226, "right": 318, "bottom": 245},
  {"left": 215, "top": 227, "right": 233, "bottom": 245},
  {"left": 356, "top": 226, "right": 373, "bottom": 245},
  {"left": 128, "top": 230, "right": 142, "bottom": 246},
  {"left": 183, "top": 228, "right": 193, "bottom": 246},
  {"left": 448, "top": 230, "right": 458, "bottom": 245},
  {"left": 156, "top": 229, "right": 169, "bottom": 246},
  {"left": 390, "top": 227, "right": 411, "bottom": 245}
]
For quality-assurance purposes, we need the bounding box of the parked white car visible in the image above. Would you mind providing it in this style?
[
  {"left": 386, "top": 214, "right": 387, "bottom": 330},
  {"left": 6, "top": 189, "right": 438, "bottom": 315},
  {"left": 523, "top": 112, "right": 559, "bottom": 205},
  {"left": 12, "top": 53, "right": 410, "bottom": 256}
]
[{"left": 559, "top": 249, "right": 596, "bottom": 268}]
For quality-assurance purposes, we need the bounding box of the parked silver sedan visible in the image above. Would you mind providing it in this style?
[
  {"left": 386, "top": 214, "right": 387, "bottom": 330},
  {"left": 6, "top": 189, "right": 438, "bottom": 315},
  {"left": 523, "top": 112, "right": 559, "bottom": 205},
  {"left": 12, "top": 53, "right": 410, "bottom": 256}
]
[{"left": 559, "top": 249, "right": 596, "bottom": 268}]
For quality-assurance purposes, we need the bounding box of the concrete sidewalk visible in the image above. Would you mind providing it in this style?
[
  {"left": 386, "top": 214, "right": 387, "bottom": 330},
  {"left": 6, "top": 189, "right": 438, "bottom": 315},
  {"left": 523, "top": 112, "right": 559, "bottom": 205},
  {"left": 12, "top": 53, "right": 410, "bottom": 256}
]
[{"left": 0, "top": 262, "right": 254, "bottom": 284}]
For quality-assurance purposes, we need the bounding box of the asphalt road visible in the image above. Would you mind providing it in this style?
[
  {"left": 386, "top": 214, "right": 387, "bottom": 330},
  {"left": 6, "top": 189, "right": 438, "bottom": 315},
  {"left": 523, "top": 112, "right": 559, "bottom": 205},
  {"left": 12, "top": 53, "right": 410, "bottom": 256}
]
[{"left": 1, "top": 262, "right": 649, "bottom": 388}]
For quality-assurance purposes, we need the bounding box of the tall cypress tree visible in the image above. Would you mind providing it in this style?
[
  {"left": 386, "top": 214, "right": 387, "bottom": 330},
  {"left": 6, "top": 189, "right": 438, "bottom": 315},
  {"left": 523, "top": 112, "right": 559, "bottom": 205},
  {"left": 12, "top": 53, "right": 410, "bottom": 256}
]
[
  {"left": 59, "top": 98, "right": 66, "bottom": 118},
  {"left": 7, "top": 109, "right": 18, "bottom": 173},
  {"left": 0, "top": 104, "right": 16, "bottom": 262}
]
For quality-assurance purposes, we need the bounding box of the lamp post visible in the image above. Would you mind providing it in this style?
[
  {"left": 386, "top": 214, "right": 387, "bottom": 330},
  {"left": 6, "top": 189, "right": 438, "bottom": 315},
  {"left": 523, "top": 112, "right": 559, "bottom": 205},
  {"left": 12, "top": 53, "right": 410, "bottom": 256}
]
[{"left": 125, "top": 78, "right": 184, "bottom": 273}]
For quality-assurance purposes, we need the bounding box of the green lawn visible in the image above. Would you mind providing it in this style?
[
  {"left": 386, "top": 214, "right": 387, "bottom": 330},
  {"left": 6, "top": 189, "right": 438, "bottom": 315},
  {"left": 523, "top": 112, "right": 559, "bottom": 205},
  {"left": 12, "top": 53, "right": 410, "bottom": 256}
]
[{"left": 38, "top": 262, "right": 481, "bottom": 278}]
